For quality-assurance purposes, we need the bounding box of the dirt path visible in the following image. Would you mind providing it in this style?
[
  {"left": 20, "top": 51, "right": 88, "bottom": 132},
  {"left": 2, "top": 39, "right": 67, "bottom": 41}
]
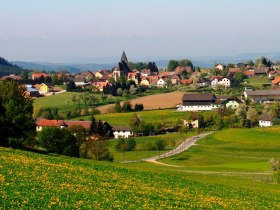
[
  {"left": 143, "top": 132, "right": 212, "bottom": 163},
  {"left": 97, "top": 92, "right": 185, "bottom": 113}
]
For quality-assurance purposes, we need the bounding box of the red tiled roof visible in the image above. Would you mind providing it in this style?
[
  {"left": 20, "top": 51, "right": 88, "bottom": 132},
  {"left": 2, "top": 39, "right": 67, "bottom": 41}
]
[
  {"left": 272, "top": 77, "right": 280, "bottom": 85},
  {"left": 146, "top": 76, "right": 159, "bottom": 84},
  {"left": 175, "top": 66, "right": 192, "bottom": 74},
  {"left": 244, "top": 70, "right": 255, "bottom": 76},
  {"left": 36, "top": 119, "right": 91, "bottom": 129},
  {"left": 180, "top": 79, "right": 193, "bottom": 84},
  {"left": 209, "top": 75, "right": 223, "bottom": 81},
  {"left": 33, "top": 73, "right": 48, "bottom": 79},
  {"left": 229, "top": 68, "right": 241, "bottom": 73}
]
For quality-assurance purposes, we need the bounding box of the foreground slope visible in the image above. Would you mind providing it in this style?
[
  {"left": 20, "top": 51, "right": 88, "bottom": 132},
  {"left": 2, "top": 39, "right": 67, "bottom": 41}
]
[{"left": 0, "top": 148, "right": 279, "bottom": 209}]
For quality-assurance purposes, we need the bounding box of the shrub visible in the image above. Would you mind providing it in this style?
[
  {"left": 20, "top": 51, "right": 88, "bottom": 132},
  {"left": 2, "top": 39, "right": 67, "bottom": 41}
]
[{"left": 134, "top": 103, "right": 144, "bottom": 111}]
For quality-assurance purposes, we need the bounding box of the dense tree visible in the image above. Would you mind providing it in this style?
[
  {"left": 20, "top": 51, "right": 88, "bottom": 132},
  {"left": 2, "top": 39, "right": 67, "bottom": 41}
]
[
  {"left": 122, "top": 100, "right": 132, "bottom": 112},
  {"left": 38, "top": 127, "right": 79, "bottom": 157},
  {"left": 255, "top": 56, "right": 271, "bottom": 67},
  {"left": 66, "top": 81, "right": 76, "bottom": 91},
  {"left": 178, "top": 59, "right": 193, "bottom": 69},
  {"left": 0, "top": 80, "right": 35, "bottom": 148},
  {"left": 85, "top": 138, "right": 113, "bottom": 161},
  {"left": 167, "top": 60, "right": 179, "bottom": 71},
  {"left": 134, "top": 103, "right": 144, "bottom": 111}
]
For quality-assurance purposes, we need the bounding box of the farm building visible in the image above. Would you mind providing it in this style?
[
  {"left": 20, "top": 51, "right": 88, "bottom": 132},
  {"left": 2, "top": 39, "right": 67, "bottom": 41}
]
[
  {"left": 112, "top": 126, "right": 133, "bottom": 139},
  {"left": 177, "top": 93, "right": 241, "bottom": 111},
  {"left": 244, "top": 89, "right": 280, "bottom": 103},
  {"left": 259, "top": 114, "right": 273, "bottom": 127}
]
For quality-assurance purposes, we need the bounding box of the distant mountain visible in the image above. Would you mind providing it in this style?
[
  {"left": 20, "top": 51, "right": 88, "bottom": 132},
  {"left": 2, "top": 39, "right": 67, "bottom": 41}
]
[
  {"left": 11, "top": 52, "right": 280, "bottom": 73},
  {"left": 13, "top": 61, "right": 115, "bottom": 73},
  {"left": 0, "top": 57, "right": 23, "bottom": 76}
]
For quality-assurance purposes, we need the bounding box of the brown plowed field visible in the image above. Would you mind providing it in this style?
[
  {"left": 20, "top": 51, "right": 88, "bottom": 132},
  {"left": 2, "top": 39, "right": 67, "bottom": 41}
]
[{"left": 98, "top": 92, "right": 185, "bottom": 114}]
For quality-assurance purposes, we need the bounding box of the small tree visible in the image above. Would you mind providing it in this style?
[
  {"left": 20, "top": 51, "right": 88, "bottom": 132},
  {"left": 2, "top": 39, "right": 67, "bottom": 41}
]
[
  {"left": 86, "top": 138, "right": 113, "bottom": 161},
  {"left": 129, "top": 113, "right": 141, "bottom": 136},
  {"left": 155, "top": 139, "right": 166, "bottom": 158},
  {"left": 122, "top": 100, "right": 132, "bottom": 112},
  {"left": 114, "top": 101, "right": 122, "bottom": 113},
  {"left": 134, "top": 103, "right": 144, "bottom": 111}
]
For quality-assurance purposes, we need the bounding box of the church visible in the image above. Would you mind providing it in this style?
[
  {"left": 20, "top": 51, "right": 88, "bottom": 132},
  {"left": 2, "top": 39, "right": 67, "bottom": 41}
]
[{"left": 112, "top": 51, "right": 132, "bottom": 81}]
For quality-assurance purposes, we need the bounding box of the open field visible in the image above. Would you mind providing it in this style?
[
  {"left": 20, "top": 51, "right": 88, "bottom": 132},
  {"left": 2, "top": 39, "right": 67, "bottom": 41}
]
[
  {"left": 96, "top": 91, "right": 185, "bottom": 113},
  {"left": 159, "top": 127, "right": 280, "bottom": 172},
  {"left": 108, "top": 132, "right": 196, "bottom": 162},
  {"left": 244, "top": 76, "right": 271, "bottom": 89},
  {"left": 75, "top": 109, "right": 215, "bottom": 127},
  {"left": 1, "top": 147, "right": 279, "bottom": 209}
]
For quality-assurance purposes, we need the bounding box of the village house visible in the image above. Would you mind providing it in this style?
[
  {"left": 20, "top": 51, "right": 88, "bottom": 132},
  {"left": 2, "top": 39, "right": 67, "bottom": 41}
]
[
  {"left": 80, "top": 70, "right": 95, "bottom": 81},
  {"left": 259, "top": 114, "right": 273, "bottom": 127},
  {"left": 157, "top": 78, "right": 166, "bottom": 87},
  {"left": 180, "top": 78, "right": 193, "bottom": 85},
  {"left": 244, "top": 70, "right": 255, "bottom": 77},
  {"left": 177, "top": 93, "right": 241, "bottom": 111},
  {"left": 92, "top": 81, "right": 108, "bottom": 91},
  {"left": 210, "top": 76, "right": 231, "bottom": 88},
  {"left": 254, "top": 67, "right": 268, "bottom": 77},
  {"left": 25, "top": 85, "right": 40, "bottom": 97},
  {"left": 34, "top": 83, "right": 50, "bottom": 94},
  {"left": 112, "top": 126, "right": 133, "bottom": 139},
  {"left": 35, "top": 119, "right": 92, "bottom": 132},
  {"left": 127, "top": 72, "right": 140, "bottom": 84},
  {"left": 140, "top": 69, "right": 152, "bottom": 77},
  {"left": 244, "top": 89, "right": 280, "bottom": 103},
  {"left": 272, "top": 77, "right": 280, "bottom": 86},
  {"left": 32, "top": 73, "right": 48, "bottom": 80},
  {"left": 175, "top": 66, "right": 192, "bottom": 74},
  {"left": 197, "top": 78, "right": 210, "bottom": 88},
  {"left": 139, "top": 78, "right": 150, "bottom": 86},
  {"left": 73, "top": 77, "right": 91, "bottom": 87},
  {"left": 215, "top": 63, "right": 226, "bottom": 71}
]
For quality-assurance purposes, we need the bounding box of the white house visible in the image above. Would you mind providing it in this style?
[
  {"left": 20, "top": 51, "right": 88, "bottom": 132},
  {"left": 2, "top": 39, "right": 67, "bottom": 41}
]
[
  {"left": 259, "top": 114, "right": 273, "bottom": 127},
  {"left": 157, "top": 78, "right": 166, "bottom": 87},
  {"left": 211, "top": 77, "right": 231, "bottom": 87},
  {"left": 215, "top": 63, "right": 226, "bottom": 71},
  {"left": 113, "top": 127, "right": 133, "bottom": 139}
]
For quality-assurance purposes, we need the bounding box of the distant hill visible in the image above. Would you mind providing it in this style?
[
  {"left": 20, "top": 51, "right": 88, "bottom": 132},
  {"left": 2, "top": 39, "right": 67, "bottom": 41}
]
[
  {"left": 13, "top": 61, "right": 115, "bottom": 73},
  {"left": 0, "top": 57, "right": 23, "bottom": 76},
  {"left": 11, "top": 52, "right": 280, "bottom": 73}
]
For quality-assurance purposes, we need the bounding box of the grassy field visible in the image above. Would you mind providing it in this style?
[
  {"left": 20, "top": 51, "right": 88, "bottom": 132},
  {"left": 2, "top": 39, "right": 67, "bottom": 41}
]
[
  {"left": 34, "top": 92, "right": 123, "bottom": 114},
  {"left": 76, "top": 109, "right": 215, "bottom": 127},
  {"left": 1, "top": 147, "right": 279, "bottom": 209},
  {"left": 244, "top": 76, "right": 271, "bottom": 88},
  {"left": 108, "top": 132, "right": 196, "bottom": 162},
  {"left": 159, "top": 127, "right": 280, "bottom": 172}
]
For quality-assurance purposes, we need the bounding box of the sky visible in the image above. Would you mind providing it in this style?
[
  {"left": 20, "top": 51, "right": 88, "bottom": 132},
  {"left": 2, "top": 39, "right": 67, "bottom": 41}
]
[{"left": 1, "top": 0, "right": 280, "bottom": 63}]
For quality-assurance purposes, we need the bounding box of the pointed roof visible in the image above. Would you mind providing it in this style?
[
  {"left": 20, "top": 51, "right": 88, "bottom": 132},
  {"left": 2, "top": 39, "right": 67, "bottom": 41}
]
[{"left": 121, "top": 51, "right": 128, "bottom": 63}]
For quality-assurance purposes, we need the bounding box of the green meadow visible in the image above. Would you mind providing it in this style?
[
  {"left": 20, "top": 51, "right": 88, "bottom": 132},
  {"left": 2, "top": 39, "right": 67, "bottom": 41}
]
[
  {"left": 108, "top": 132, "right": 196, "bottom": 162},
  {"left": 159, "top": 127, "right": 280, "bottom": 172},
  {"left": 76, "top": 109, "right": 215, "bottom": 127},
  {"left": 1, "top": 146, "right": 279, "bottom": 209}
]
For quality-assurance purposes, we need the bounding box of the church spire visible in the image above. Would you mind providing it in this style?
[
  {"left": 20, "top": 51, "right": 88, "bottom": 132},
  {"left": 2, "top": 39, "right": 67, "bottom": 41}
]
[{"left": 121, "top": 51, "right": 128, "bottom": 63}]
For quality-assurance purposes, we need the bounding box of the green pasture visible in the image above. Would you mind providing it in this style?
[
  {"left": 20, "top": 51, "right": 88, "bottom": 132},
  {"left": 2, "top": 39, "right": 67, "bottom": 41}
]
[
  {"left": 109, "top": 132, "right": 196, "bottom": 162},
  {"left": 159, "top": 127, "right": 280, "bottom": 172},
  {"left": 76, "top": 109, "right": 215, "bottom": 127},
  {"left": 1, "top": 147, "right": 279, "bottom": 209},
  {"left": 34, "top": 92, "right": 122, "bottom": 113}
]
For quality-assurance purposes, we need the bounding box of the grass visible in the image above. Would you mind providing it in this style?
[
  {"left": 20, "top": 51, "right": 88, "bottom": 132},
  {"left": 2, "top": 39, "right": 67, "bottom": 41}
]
[
  {"left": 244, "top": 76, "right": 271, "bottom": 88},
  {"left": 75, "top": 109, "right": 215, "bottom": 127},
  {"left": 159, "top": 127, "right": 280, "bottom": 172},
  {"left": 1, "top": 147, "right": 279, "bottom": 209},
  {"left": 108, "top": 132, "right": 196, "bottom": 162},
  {"left": 34, "top": 92, "right": 122, "bottom": 113}
]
